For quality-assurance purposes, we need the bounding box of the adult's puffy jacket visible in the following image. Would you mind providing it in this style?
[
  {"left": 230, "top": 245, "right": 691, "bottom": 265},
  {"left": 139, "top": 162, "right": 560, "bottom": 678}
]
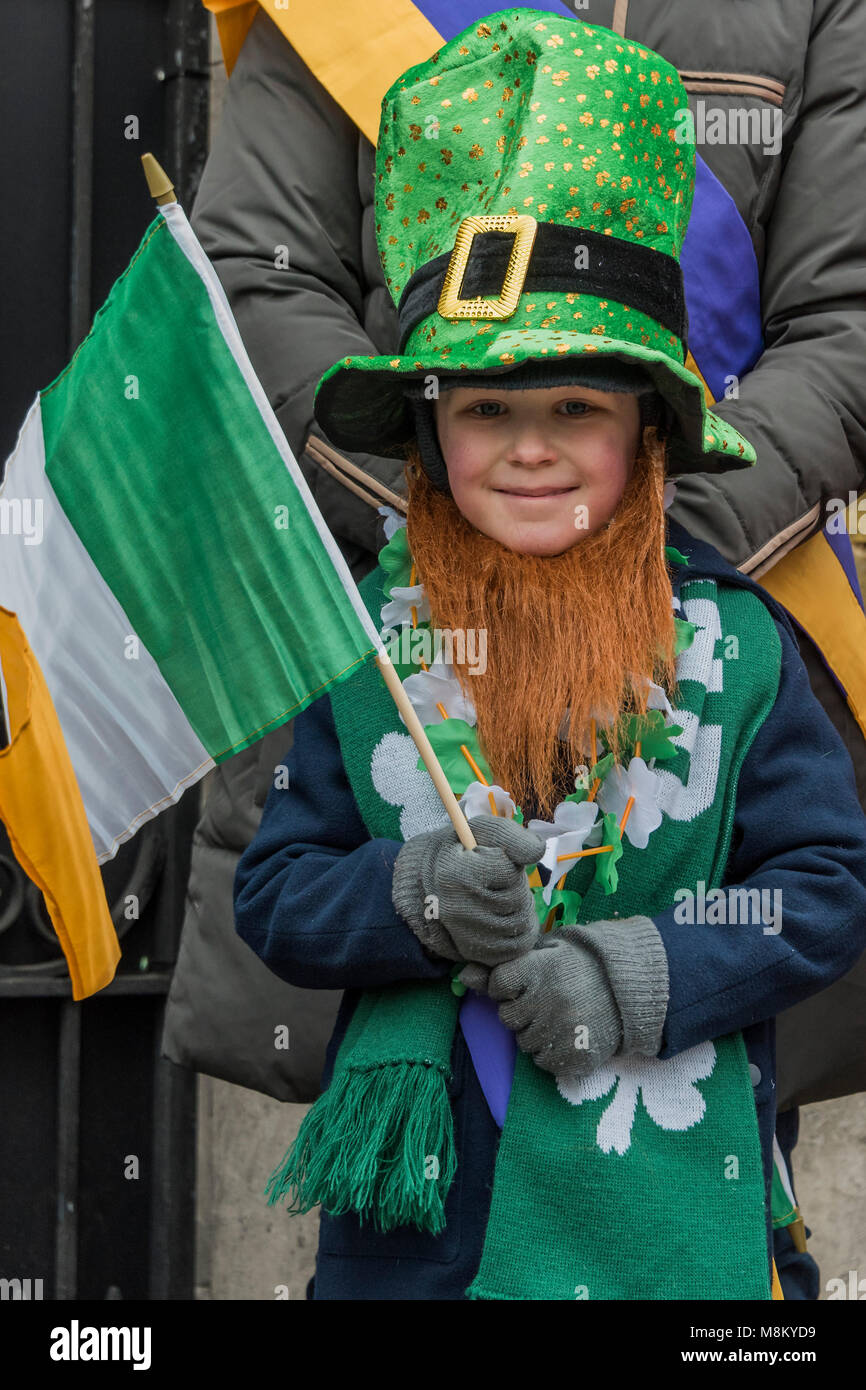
[{"left": 162, "top": 0, "right": 866, "bottom": 1112}]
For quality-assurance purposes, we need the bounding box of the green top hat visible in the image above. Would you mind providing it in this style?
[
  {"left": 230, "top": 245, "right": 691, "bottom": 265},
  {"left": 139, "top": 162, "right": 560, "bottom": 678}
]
[{"left": 312, "top": 8, "right": 756, "bottom": 477}]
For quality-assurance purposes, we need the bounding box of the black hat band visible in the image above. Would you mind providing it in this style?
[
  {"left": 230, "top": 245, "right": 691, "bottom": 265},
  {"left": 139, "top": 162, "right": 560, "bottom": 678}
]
[{"left": 397, "top": 221, "right": 688, "bottom": 356}]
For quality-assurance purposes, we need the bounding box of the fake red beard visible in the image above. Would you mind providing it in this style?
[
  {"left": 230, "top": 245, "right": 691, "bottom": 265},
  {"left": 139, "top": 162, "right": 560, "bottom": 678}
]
[{"left": 404, "top": 426, "right": 679, "bottom": 819}]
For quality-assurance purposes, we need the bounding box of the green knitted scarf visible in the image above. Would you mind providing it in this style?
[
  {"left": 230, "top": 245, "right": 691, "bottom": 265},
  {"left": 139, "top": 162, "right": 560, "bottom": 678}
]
[{"left": 266, "top": 564, "right": 780, "bottom": 1300}]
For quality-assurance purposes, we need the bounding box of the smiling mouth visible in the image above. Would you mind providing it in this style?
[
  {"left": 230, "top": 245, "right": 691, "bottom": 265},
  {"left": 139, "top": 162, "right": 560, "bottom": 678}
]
[{"left": 495, "top": 486, "right": 578, "bottom": 498}]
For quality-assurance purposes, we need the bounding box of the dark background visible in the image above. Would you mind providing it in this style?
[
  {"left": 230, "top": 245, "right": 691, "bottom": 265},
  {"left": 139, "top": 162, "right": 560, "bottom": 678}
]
[
  {"left": 0, "top": 0, "right": 211, "bottom": 1301},
  {"left": 1, "top": 0, "right": 210, "bottom": 452}
]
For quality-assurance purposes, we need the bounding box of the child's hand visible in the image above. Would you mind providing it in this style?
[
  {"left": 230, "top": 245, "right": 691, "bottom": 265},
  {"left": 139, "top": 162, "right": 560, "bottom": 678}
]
[
  {"left": 480, "top": 936, "right": 623, "bottom": 1079},
  {"left": 391, "top": 813, "right": 545, "bottom": 966},
  {"left": 459, "top": 915, "right": 669, "bottom": 1081}
]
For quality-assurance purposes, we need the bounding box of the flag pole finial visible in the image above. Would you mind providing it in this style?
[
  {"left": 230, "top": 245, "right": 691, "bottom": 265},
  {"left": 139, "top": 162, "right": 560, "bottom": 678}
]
[{"left": 141, "top": 153, "right": 177, "bottom": 206}]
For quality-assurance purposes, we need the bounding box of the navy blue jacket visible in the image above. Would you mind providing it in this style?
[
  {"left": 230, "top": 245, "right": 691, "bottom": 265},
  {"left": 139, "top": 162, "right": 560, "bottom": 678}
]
[{"left": 234, "top": 520, "right": 866, "bottom": 1299}]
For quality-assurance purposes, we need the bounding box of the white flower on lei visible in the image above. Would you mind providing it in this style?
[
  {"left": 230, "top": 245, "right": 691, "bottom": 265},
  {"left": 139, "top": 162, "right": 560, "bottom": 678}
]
[
  {"left": 645, "top": 680, "right": 674, "bottom": 720},
  {"left": 400, "top": 654, "right": 476, "bottom": 728},
  {"left": 460, "top": 781, "right": 516, "bottom": 820},
  {"left": 635, "top": 675, "right": 675, "bottom": 722},
  {"left": 556, "top": 1041, "right": 717, "bottom": 1155},
  {"left": 596, "top": 755, "right": 661, "bottom": 850},
  {"left": 527, "top": 799, "right": 601, "bottom": 905},
  {"left": 380, "top": 583, "right": 431, "bottom": 630},
  {"left": 377, "top": 505, "right": 407, "bottom": 540}
]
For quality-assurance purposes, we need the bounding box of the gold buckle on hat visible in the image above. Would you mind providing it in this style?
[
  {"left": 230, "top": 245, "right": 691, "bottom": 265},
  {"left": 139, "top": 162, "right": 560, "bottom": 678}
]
[{"left": 438, "top": 214, "right": 538, "bottom": 320}]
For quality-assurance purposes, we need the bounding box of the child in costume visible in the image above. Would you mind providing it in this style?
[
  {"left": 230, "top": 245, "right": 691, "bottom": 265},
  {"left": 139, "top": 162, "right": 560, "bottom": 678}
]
[{"left": 234, "top": 11, "right": 866, "bottom": 1300}]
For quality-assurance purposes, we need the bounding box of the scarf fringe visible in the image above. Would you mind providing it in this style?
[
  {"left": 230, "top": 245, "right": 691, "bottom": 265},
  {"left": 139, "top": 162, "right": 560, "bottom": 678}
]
[{"left": 264, "top": 1060, "right": 458, "bottom": 1234}]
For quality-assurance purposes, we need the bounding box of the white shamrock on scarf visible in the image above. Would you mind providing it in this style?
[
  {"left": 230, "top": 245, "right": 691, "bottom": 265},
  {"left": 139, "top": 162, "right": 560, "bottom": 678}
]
[
  {"left": 556, "top": 1041, "right": 717, "bottom": 1155},
  {"left": 370, "top": 731, "right": 452, "bottom": 839}
]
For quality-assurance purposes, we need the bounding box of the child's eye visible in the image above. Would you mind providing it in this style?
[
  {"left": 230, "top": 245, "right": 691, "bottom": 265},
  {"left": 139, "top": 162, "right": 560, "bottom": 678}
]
[
  {"left": 559, "top": 400, "right": 591, "bottom": 415},
  {"left": 469, "top": 401, "right": 504, "bottom": 417}
]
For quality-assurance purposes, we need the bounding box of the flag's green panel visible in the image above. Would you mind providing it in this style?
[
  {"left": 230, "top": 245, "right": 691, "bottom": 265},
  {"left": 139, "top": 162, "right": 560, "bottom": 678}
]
[{"left": 40, "top": 216, "right": 375, "bottom": 759}]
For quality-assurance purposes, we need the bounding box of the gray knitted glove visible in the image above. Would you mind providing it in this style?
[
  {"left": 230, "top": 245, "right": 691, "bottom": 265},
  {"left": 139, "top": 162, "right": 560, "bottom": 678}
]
[
  {"left": 391, "top": 813, "right": 546, "bottom": 966},
  {"left": 459, "top": 915, "right": 669, "bottom": 1079}
]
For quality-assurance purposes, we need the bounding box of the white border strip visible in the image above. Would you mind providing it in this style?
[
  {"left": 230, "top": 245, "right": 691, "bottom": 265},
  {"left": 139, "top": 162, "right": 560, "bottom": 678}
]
[
  {"left": 772, "top": 1132, "right": 797, "bottom": 1208},
  {"left": 0, "top": 398, "right": 215, "bottom": 864},
  {"left": 161, "top": 202, "right": 385, "bottom": 657}
]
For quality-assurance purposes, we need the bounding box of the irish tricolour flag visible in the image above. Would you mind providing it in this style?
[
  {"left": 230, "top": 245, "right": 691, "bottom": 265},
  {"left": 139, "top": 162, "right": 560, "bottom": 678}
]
[{"left": 0, "top": 198, "right": 385, "bottom": 998}]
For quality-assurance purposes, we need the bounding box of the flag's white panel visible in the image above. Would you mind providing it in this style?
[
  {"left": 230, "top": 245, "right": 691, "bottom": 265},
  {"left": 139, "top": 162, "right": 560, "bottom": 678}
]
[{"left": 0, "top": 399, "right": 214, "bottom": 862}]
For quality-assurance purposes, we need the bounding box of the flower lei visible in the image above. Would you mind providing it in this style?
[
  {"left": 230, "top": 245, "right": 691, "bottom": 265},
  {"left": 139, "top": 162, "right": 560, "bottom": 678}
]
[{"left": 376, "top": 500, "right": 696, "bottom": 990}]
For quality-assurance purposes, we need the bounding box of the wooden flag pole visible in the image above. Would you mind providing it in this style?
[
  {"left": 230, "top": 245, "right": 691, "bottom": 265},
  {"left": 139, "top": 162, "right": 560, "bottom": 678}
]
[
  {"left": 376, "top": 652, "right": 478, "bottom": 850},
  {"left": 305, "top": 435, "right": 408, "bottom": 512}
]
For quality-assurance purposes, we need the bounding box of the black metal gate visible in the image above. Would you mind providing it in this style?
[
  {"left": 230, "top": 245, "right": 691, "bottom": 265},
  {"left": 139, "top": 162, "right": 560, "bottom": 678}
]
[{"left": 0, "top": 0, "right": 212, "bottom": 1300}]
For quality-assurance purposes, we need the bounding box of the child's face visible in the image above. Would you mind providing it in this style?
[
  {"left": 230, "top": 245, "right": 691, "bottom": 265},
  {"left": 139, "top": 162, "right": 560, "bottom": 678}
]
[{"left": 434, "top": 384, "right": 641, "bottom": 556}]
